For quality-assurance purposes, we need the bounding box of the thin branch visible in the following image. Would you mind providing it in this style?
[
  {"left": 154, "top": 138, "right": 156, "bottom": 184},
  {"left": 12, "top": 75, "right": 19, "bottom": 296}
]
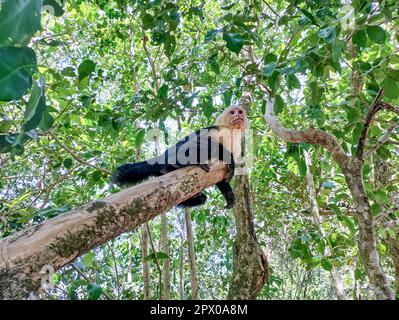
[
  {"left": 48, "top": 131, "right": 112, "bottom": 175},
  {"left": 146, "top": 222, "right": 163, "bottom": 300},
  {"left": 364, "top": 123, "right": 399, "bottom": 158},
  {"left": 356, "top": 89, "right": 385, "bottom": 160},
  {"left": 70, "top": 263, "right": 115, "bottom": 300}
]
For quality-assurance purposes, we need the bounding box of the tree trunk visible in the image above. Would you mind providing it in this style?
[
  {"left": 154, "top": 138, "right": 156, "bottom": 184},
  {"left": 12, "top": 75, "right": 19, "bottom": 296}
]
[
  {"left": 160, "top": 213, "right": 171, "bottom": 299},
  {"left": 141, "top": 224, "right": 152, "bottom": 300},
  {"left": 227, "top": 175, "right": 269, "bottom": 299},
  {"left": 304, "top": 151, "right": 347, "bottom": 300},
  {"left": 0, "top": 164, "right": 229, "bottom": 299},
  {"left": 179, "top": 226, "right": 185, "bottom": 300},
  {"left": 342, "top": 158, "right": 395, "bottom": 300},
  {"left": 264, "top": 97, "right": 394, "bottom": 300},
  {"left": 184, "top": 208, "right": 199, "bottom": 300}
]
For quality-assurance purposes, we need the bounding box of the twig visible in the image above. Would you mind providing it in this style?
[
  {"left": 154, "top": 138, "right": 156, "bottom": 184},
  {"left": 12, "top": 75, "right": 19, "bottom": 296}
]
[
  {"left": 48, "top": 131, "right": 112, "bottom": 175},
  {"left": 70, "top": 263, "right": 115, "bottom": 300}
]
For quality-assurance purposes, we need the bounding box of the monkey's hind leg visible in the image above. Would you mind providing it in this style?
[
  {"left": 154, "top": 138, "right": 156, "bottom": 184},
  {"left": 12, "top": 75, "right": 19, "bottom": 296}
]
[
  {"left": 178, "top": 193, "right": 207, "bottom": 208},
  {"left": 216, "top": 181, "right": 235, "bottom": 209}
]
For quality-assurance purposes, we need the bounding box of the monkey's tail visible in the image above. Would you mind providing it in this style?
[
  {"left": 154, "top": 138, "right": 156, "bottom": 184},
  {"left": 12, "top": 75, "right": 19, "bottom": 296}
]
[{"left": 111, "top": 161, "right": 161, "bottom": 186}]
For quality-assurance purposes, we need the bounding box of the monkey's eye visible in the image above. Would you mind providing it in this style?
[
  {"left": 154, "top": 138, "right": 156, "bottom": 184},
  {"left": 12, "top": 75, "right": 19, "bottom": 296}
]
[
  {"left": 238, "top": 110, "right": 243, "bottom": 114},
  {"left": 229, "top": 110, "right": 234, "bottom": 115}
]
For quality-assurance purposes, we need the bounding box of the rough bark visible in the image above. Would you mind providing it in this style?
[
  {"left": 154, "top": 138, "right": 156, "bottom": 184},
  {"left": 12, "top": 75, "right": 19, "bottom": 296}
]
[
  {"left": 184, "top": 208, "right": 199, "bottom": 300},
  {"left": 385, "top": 235, "right": 399, "bottom": 295},
  {"left": 227, "top": 175, "right": 269, "bottom": 300},
  {"left": 179, "top": 227, "right": 184, "bottom": 300},
  {"left": 264, "top": 97, "right": 395, "bottom": 300},
  {"left": 141, "top": 224, "right": 152, "bottom": 300},
  {"left": 226, "top": 46, "right": 269, "bottom": 300},
  {"left": 0, "top": 164, "right": 228, "bottom": 299},
  {"left": 160, "top": 213, "right": 171, "bottom": 299},
  {"left": 304, "top": 151, "right": 347, "bottom": 300}
]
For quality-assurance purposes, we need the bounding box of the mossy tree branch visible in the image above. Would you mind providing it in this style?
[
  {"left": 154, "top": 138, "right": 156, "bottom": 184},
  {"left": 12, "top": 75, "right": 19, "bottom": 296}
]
[{"left": 0, "top": 164, "right": 228, "bottom": 300}]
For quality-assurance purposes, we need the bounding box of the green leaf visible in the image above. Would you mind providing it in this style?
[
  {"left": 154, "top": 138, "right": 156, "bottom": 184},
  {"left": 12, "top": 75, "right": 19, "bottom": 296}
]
[
  {"left": 207, "top": 53, "right": 220, "bottom": 74},
  {"left": 222, "top": 32, "right": 244, "bottom": 55},
  {"left": 164, "top": 34, "right": 176, "bottom": 57},
  {"left": 321, "top": 258, "right": 333, "bottom": 271},
  {"left": 145, "top": 252, "right": 169, "bottom": 262},
  {"left": 286, "top": 74, "right": 301, "bottom": 90},
  {"left": 318, "top": 27, "right": 336, "bottom": 43},
  {"left": 373, "top": 190, "right": 390, "bottom": 204},
  {"left": 142, "top": 13, "right": 154, "bottom": 30},
  {"left": 87, "top": 284, "right": 102, "bottom": 300},
  {"left": 204, "top": 29, "right": 220, "bottom": 43},
  {"left": 0, "top": 46, "right": 37, "bottom": 102},
  {"left": 274, "top": 95, "right": 285, "bottom": 115},
  {"left": 352, "top": 29, "right": 367, "bottom": 48},
  {"left": 38, "top": 108, "right": 54, "bottom": 132},
  {"left": 158, "top": 84, "right": 168, "bottom": 98},
  {"left": 382, "top": 77, "right": 399, "bottom": 99},
  {"left": 223, "top": 90, "right": 232, "bottom": 107},
  {"left": 263, "top": 62, "right": 277, "bottom": 77},
  {"left": 0, "top": 116, "right": 12, "bottom": 133},
  {"left": 135, "top": 129, "right": 146, "bottom": 147},
  {"left": 78, "top": 60, "right": 96, "bottom": 81},
  {"left": 0, "top": 0, "right": 42, "bottom": 46},
  {"left": 82, "top": 252, "right": 95, "bottom": 268},
  {"left": 23, "top": 82, "right": 46, "bottom": 132},
  {"left": 366, "top": 26, "right": 386, "bottom": 44},
  {"left": 63, "top": 158, "right": 73, "bottom": 169}
]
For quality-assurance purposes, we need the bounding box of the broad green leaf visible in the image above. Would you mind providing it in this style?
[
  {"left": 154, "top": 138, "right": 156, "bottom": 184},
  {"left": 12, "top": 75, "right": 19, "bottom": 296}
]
[
  {"left": 63, "top": 158, "right": 73, "bottom": 169},
  {"left": 78, "top": 60, "right": 96, "bottom": 80},
  {"left": 382, "top": 77, "right": 399, "bottom": 99},
  {"left": 274, "top": 95, "right": 285, "bottom": 115},
  {"left": 142, "top": 13, "right": 154, "bottom": 30},
  {"left": 352, "top": 29, "right": 367, "bottom": 48},
  {"left": 0, "top": 46, "right": 37, "bottom": 101},
  {"left": 263, "top": 62, "right": 277, "bottom": 77},
  {"left": 158, "top": 84, "right": 168, "bottom": 98},
  {"left": 164, "top": 34, "right": 176, "bottom": 57},
  {"left": 23, "top": 82, "right": 46, "bottom": 132},
  {"left": 286, "top": 74, "right": 301, "bottom": 89},
  {"left": 321, "top": 258, "right": 333, "bottom": 271},
  {"left": 222, "top": 32, "right": 244, "bottom": 55},
  {"left": 87, "top": 284, "right": 102, "bottom": 300},
  {"left": 0, "top": 0, "right": 42, "bottom": 46},
  {"left": 135, "top": 129, "right": 146, "bottom": 147},
  {"left": 82, "top": 252, "right": 95, "bottom": 268},
  {"left": 366, "top": 25, "right": 386, "bottom": 44},
  {"left": 318, "top": 26, "right": 336, "bottom": 43}
]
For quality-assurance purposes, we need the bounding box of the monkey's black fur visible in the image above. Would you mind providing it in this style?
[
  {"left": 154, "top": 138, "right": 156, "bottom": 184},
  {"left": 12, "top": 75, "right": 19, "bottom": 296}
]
[{"left": 111, "top": 126, "right": 236, "bottom": 209}]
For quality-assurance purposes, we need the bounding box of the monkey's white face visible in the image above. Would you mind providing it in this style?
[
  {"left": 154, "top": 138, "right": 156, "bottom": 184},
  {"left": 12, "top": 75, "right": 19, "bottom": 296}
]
[{"left": 227, "top": 106, "right": 247, "bottom": 130}]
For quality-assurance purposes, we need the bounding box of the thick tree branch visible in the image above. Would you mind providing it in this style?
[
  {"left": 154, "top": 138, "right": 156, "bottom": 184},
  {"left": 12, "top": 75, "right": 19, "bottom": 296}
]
[
  {"left": 0, "top": 164, "right": 228, "bottom": 299},
  {"left": 263, "top": 97, "right": 350, "bottom": 166}
]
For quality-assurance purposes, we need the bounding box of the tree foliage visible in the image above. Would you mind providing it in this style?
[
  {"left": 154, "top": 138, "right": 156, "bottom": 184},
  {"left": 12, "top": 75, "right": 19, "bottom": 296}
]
[{"left": 0, "top": 0, "right": 398, "bottom": 300}]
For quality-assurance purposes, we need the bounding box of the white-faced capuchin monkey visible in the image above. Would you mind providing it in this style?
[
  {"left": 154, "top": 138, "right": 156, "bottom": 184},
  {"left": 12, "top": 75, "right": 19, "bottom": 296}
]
[{"left": 111, "top": 105, "right": 248, "bottom": 209}]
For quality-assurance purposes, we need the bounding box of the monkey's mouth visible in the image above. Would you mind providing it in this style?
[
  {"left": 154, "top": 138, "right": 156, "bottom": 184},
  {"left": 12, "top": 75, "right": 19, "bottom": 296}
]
[{"left": 233, "top": 118, "right": 244, "bottom": 124}]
